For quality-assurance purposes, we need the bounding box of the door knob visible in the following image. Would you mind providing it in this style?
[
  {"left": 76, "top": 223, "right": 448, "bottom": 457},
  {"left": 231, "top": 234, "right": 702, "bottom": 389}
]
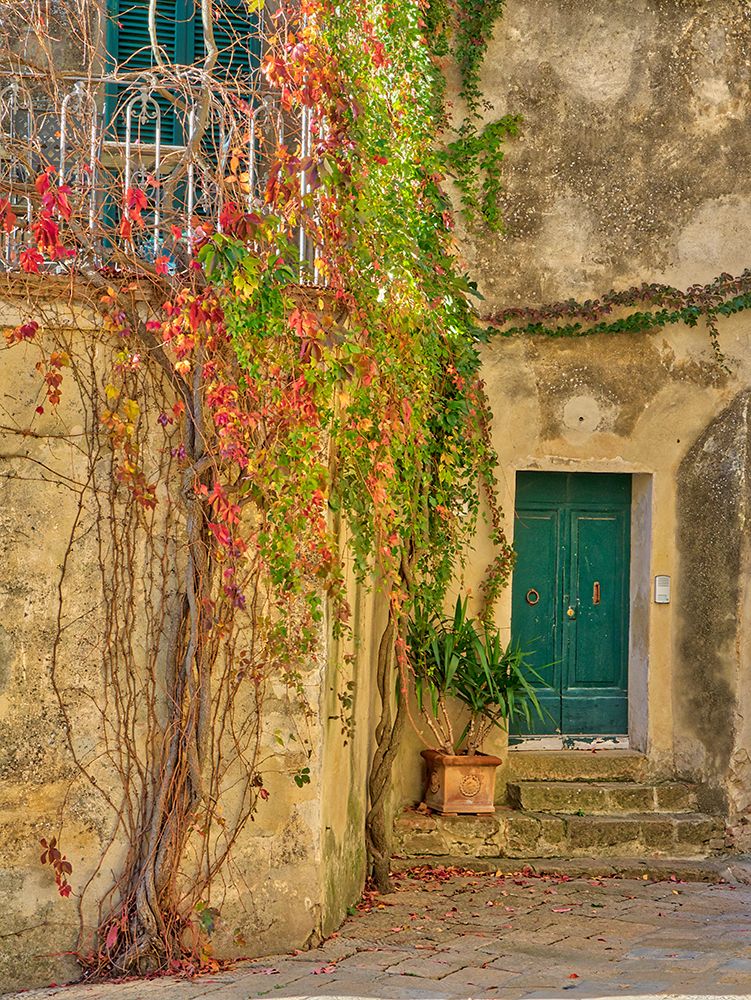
[{"left": 567, "top": 606, "right": 576, "bottom": 619}]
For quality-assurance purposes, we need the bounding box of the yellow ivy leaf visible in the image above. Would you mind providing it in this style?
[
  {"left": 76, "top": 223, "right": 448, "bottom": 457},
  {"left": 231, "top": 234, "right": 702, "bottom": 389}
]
[{"left": 123, "top": 398, "right": 140, "bottom": 423}]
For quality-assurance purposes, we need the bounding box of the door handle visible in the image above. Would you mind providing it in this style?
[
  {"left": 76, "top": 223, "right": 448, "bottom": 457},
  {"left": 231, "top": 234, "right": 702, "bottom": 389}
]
[
  {"left": 593, "top": 581, "right": 601, "bottom": 605},
  {"left": 567, "top": 606, "right": 576, "bottom": 619}
]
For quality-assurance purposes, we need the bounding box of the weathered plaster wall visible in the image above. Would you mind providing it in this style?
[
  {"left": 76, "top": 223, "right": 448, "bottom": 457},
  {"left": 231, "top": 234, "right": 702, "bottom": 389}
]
[
  {"left": 396, "top": 0, "right": 751, "bottom": 836},
  {"left": 3, "top": 0, "right": 101, "bottom": 73},
  {"left": 394, "top": 318, "right": 751, "bottom": 835},
  {"left": 0, "top": 321, "right": 106, "bottom": 992},
  {"left": 0, "top": 307, "right": 373, "bottom": 992},
  {"left": 464, "top": 0, "right": 751, "bottom": 308},
  {"left": 319, "top": 561, "right": 384, "bottom": 939}
]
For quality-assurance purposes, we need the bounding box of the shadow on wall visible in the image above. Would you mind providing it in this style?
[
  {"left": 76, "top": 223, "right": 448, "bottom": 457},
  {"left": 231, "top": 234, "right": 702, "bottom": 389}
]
[{"left": 675, "top": 389, "right": 750, "bottom": 810}]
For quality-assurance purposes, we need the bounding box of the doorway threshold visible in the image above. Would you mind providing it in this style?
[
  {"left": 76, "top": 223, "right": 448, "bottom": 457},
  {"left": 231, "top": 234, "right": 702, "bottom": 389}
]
[{"left": 509, "top": 735, "right": 630, "bottom": 751}]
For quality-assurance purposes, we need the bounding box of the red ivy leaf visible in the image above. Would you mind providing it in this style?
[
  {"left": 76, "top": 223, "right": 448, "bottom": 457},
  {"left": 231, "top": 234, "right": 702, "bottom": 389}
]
[
  {"left": 56, "top": 185, "right": 73, "bottom": 221},
  {"left": 34, "top": 170, "right": 52, "bottom": 196},
  {"left": 20, "top": 247, "right": 44, "bottom": 273},
  {"left": 4, "top": 320, "right": 39, "bottom": 345},
  {"left": 105, "top": 923, "right": 119, "bottom": 950},
  {"left": 0, "top": 197, "right": 17, "bottom": 233}
]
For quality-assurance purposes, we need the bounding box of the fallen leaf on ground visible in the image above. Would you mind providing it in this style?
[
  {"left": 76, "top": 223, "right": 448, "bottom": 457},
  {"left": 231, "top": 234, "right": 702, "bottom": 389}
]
[{"left": 312, "top": 964, "right": 337, "bottom": 974}]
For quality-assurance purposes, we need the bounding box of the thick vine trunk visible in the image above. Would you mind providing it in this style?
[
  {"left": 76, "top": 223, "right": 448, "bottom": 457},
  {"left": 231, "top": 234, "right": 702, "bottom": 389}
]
[
  {"left": 99, "top": 368, "right": 214, "bottom": 975},
  {"left": 365, "top": 614, "right": 406, "bottom": 892}
]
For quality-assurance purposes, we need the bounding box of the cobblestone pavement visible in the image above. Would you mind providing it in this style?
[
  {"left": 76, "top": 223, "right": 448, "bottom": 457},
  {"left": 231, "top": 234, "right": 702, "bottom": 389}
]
[{"left": 5, "top": 867, "right": 751, "bottom": 1000}]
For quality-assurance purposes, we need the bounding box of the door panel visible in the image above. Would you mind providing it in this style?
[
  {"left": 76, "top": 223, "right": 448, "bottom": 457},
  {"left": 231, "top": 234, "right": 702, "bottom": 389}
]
[
  {"left": 510, "top": 509, "right": 561, "bottom": 734},
  {"left": 563, "top": 509, "right": 629, "bottom": 734},
  {"left": 511, "top": 473, "right": 631, "bottom": 737},
  {"left": 568, "top": 511, "right": 629, "bottom": 687}
]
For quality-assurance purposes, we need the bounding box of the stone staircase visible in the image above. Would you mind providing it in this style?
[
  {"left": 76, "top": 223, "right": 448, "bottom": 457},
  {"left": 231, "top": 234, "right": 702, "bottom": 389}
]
[{"left": 394, "top": 751, "right": 727, "bottom": 863}]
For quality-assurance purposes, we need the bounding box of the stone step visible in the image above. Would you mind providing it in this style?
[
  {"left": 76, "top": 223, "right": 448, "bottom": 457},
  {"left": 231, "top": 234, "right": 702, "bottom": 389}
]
[
  {"left": 391, "top": 855, "right": 751, "bottom": 885},
  {"left": 505, "top": 810, "right": 724, "bottom": 859},
  {"left": 506, "top": 749, "right": 649, "bottom": 784},
  {"left": 507, "top": 780, "right": 698, "bottom": 814},
  {"left": 394, "top": 808, "right": 725, "bottom": 861}
]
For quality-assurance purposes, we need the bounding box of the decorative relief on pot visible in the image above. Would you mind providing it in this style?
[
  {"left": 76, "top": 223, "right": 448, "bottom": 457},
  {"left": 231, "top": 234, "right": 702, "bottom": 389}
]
[
  {"left": 429, "top": 770, "right": 440, "bottom": 794},
  {"left": 458, "top": 773, "right": 481, "bottom": 798}
]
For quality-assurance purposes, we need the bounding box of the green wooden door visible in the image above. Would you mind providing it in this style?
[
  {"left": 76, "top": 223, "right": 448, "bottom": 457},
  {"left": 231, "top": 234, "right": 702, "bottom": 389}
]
[{"left": 511, "top": 472, "right": 631, "bottom": 736}]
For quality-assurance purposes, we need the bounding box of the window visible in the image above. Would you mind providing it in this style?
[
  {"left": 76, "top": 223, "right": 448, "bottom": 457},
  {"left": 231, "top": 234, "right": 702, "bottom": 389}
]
[{"left": 105, "top": 0, "right": 262, "bottom": 144}]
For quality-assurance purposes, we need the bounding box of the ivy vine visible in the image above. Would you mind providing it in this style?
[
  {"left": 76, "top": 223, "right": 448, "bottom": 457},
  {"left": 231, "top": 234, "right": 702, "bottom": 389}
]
[
  {"left": 446, "top": 114, "right": 522, "bottom": 231},
  {"left": 2, "top": 0, "right": 520, "bottom": 972},
  {"left": 428, "top": 0, "right": 518, "bottom": 232},
  {"left": 454, "top": 0, "right": 507, "bottom": 114},
  {"left": 488, "top": 270, "right": 751, "bottom": 367}
]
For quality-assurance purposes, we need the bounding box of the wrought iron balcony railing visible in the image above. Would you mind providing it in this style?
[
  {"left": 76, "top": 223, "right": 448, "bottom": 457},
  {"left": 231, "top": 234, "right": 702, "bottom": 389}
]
[{"left": 0, "top": 72, "right": 318, "bottom": 279}]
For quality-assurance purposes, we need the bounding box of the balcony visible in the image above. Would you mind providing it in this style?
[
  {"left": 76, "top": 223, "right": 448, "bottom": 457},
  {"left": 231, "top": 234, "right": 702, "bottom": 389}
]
[{"left": 0, "top": 71, "right": 318, "bottom": 279}]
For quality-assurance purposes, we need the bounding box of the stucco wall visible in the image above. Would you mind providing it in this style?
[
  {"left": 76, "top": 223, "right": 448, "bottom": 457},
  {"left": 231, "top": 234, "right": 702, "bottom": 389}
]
[
  {"left": 0, "top": 315, "right": 106, "bottom": 992},
  {"left": 0, "top": 304, "right": 373, "bottom": 992},
  {"left": 319, "top": 556, "right": 384, "bottom": 938},
  {"left": 463, "top": 0, "right": 751, "bottom": 308},
  {"left": 395, "top": 0, "right": 751, "bottom": 835},
  {"left": 394, "top": 317, "right": 751, "bottom": 837}
]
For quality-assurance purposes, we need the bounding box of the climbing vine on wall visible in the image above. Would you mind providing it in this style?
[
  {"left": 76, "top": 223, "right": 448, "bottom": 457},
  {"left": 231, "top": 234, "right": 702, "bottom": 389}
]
[
  {"left": 428, "top": 0, "right": 519, "bottom": 231},
  {"left": 454, "top": 0, "right": 507, "bottom": 112},
  {"left": 488, "top": 270, "right": 751, "bottom": 366},
  {"left": 0, "top": 0, "right": 514, "bottom": 976},
  {"left": 5, "top": 0, "right": 746, "bottom": 982}
]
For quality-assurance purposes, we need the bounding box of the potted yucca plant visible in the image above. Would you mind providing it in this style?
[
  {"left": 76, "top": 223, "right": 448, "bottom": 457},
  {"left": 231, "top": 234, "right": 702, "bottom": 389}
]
[{"left": 408, "top": 597, "right": 544, "bottom": 815}]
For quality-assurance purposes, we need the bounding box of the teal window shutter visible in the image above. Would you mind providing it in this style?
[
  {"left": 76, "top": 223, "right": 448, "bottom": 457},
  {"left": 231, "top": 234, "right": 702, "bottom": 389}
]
[
  {"left": 193, "top": 0, "right": 262, "bottom": 79},
  {"left": 192, "top": 1, "right": 262, "bottom": 170},
  {"left": 106, "top": 1, "right": 261, "bottom": 144},
  {"left": 106, "top": 1, "right": 190, "bottom": 145},
  {"left": 107, "top": 1, "right": 189, "bottom": 72}
]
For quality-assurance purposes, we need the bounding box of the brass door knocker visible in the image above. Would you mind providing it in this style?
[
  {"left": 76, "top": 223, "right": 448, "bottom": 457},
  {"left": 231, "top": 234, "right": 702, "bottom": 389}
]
[{"left": 526, "top": 589, "right": 540, "bottom": 606}]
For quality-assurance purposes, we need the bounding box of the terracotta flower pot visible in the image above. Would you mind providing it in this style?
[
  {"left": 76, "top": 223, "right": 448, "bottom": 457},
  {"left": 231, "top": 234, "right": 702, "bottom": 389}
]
[{"left": 421, "top": 748, "right": 502, "bottom": 815}]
